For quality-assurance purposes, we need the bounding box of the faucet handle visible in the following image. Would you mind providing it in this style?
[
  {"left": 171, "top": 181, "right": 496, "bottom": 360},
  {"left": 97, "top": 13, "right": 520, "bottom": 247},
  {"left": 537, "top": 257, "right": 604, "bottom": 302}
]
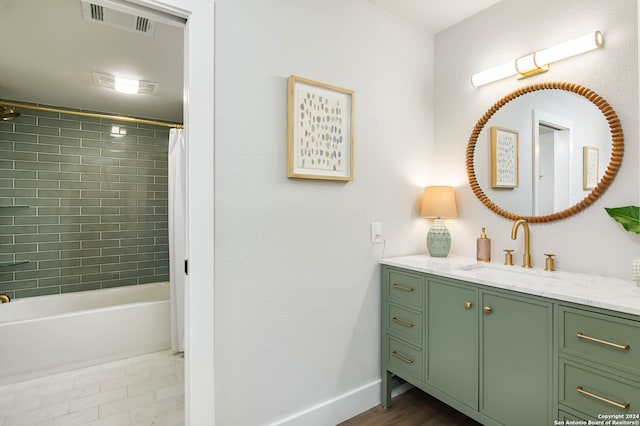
[
  {"left": 544, "top": 253, "right": 556, "bottom": 272},
  {"left": 503, "top": 249, "right": 514, "bottom": 266}
]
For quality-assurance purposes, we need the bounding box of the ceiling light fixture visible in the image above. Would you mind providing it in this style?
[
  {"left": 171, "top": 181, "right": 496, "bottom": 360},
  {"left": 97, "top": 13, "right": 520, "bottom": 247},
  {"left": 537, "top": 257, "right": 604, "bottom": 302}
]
[
  {"left": 92, "top": 72, "right": 158, "bottom": 95},
  {"left": 471, "top": 31, "right": 604, "bottom": 87},
  {"left": 114, "top": 76, "right": 140, "bottom": 94}
]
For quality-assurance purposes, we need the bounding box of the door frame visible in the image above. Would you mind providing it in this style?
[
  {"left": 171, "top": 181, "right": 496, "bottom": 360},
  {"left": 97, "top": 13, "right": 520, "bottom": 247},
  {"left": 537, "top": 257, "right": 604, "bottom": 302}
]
[{"left": 129, "top": 0, "right": 215, "bottom": 423}]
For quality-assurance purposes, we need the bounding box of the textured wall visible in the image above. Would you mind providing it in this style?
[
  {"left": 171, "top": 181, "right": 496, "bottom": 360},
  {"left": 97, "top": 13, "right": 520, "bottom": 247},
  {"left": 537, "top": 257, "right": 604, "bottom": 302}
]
[
  {"left": 214, "top": 0, "right": 434, "bottom": 423},
  {"left": 0, "top": 104, "right": 170, "bottom": 298}
]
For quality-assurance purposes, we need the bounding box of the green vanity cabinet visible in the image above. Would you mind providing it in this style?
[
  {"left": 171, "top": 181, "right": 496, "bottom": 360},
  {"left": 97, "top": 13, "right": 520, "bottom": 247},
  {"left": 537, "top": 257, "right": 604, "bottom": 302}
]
[
  {"left": 381, "top": 265, "right": 553, "bottom": 425},
  {"left": 381, "top": 256, "right": 640, "bottom": 424},
  {"left": 558, "top": 305, "right": 640, "bottom": 420},
  {"left": 381, "top": 267, "right": 426, "bottom": 408},
  {"left": 427, "top": 278, "right": 478, "bottom": 409},
  {"left": 479, "top": 291, "right": 553, "bottom": 426}
]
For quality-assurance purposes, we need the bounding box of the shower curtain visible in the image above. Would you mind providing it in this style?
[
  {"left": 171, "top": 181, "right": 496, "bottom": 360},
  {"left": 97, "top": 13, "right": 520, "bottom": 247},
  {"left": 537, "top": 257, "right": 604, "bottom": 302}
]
[{"left": 169, "top": 128, "right": 185, "bottom": 353}]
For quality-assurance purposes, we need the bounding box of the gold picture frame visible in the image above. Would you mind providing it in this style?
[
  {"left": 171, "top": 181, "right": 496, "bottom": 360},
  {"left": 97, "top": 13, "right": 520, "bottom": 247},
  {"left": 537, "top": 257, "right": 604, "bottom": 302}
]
[
  {"left": 490, "top": 126, "right": 519, "bottom": 188},
  {"left": 287, "top": 75, "right": 354, "bottom": 181},
  {"left": 583, "top": 146, "right": 599, "bottom": 189}
]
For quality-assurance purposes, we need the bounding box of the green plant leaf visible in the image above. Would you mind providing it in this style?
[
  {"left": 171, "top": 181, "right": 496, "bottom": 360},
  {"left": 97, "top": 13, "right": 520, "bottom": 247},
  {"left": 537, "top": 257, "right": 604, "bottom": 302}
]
[{"left": 605, "top": 206, "right": 640, "bottom": 234}]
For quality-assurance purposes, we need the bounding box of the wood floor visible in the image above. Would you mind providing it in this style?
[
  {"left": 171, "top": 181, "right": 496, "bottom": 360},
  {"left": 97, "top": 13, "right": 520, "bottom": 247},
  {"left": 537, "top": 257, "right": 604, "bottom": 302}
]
[{"left": 339, "top": 387, "right": 482, "bottom": 426}]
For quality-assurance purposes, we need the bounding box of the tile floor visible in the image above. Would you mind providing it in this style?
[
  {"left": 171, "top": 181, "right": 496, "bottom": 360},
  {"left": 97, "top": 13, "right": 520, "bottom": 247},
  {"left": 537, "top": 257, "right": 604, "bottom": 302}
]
[{"left": 0, "top": 350, "right": 184, "bottom": 426}]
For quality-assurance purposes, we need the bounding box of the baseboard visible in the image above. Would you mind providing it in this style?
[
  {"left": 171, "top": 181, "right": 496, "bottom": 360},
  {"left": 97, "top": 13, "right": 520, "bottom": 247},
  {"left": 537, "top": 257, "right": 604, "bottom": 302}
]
[{"left": 268, "top": 379, "right": 412, "bottom": 426}]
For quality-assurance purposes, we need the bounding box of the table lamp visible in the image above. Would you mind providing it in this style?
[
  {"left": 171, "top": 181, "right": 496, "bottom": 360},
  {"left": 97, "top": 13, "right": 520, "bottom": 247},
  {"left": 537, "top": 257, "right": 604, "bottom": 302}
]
[{"left": 421, "top": 186, "right": 458, "bottom": 257}]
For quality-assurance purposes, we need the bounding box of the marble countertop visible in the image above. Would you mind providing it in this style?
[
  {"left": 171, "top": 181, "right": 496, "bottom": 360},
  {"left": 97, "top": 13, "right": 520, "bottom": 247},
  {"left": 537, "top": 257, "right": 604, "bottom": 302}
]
[{"left": 381, "top": 254, "right": 640, "bottom": 316}]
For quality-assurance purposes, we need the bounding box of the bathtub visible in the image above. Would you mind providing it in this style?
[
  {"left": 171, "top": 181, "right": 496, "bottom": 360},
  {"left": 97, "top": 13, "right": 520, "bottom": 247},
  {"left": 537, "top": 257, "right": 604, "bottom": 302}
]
[{"left": 0, "top": 282, "right": 171, "bottom": 385}]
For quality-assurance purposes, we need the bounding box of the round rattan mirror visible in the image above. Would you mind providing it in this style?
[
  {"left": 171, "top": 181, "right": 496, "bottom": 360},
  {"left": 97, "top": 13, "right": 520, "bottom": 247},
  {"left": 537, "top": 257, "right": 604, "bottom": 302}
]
[{"left": 466, "top": 82, "right": 623, "bottom": 223}]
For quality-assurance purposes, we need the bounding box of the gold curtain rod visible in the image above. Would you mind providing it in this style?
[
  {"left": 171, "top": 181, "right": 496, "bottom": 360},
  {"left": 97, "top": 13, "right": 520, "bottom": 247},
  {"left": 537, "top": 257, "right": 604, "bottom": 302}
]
[{"left": 0, "top": 100, "right": 184, "bottom": 129}]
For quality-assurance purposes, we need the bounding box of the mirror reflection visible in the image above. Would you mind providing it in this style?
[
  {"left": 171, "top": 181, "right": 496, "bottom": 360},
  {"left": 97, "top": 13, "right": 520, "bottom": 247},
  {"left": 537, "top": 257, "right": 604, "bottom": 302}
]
[
  {"left": 466, "top": 83, "right": 623, "bottom": 223},
  {"left": 474, "top": 90, "right": 610, "bottom": 216}
]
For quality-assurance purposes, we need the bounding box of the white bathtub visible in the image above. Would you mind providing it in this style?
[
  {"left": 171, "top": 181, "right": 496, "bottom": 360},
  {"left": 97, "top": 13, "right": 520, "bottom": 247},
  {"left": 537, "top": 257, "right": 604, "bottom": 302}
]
[{"left": 0, "top": 282, "right": 171, "bottom": 385}]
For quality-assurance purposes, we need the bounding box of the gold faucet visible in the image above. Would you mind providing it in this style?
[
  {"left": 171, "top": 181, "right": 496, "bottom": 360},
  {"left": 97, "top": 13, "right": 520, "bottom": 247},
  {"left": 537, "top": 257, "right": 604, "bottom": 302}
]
[{"left": 511, "top": 219, "right": 532, "bottom": 268}]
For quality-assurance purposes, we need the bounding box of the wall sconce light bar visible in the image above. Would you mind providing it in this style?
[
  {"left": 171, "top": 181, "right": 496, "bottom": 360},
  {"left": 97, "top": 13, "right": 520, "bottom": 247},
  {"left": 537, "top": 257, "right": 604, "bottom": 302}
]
[{"left": 471, "top": 31, "right": 603, "bottom": 87}]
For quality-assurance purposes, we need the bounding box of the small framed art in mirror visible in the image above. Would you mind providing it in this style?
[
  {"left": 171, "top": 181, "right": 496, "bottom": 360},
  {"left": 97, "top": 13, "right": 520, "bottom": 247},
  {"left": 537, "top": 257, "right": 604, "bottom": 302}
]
[{"left": 490, "top": 126, "right": 519, "bottom": 189}]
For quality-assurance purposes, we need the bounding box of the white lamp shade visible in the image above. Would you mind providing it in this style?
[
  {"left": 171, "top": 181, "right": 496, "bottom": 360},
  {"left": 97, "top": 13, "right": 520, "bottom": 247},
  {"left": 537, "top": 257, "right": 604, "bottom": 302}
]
[{"left": 421, "top": 186, "right": 458, "bottom": 219}]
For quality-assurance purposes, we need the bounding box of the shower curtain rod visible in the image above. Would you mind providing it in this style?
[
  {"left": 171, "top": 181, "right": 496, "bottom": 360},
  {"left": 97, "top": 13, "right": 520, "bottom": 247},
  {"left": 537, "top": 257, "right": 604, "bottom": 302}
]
[{"left": 0, "top": 100, "right": 184, "bottom": 129}]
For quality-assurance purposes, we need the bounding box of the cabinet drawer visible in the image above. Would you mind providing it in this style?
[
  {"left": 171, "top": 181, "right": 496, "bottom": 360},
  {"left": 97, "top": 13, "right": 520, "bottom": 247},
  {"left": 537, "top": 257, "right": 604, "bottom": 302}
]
[
  {"left": 560, "top": 360, "right": 640, "bottom": 418},
  {"left": 557, "top": 409, "right": 591, "bottom": 422},
  {"left": 387, "top": 270, "right": 424, "bottom": 308},
  {"left": 387, "top": 336, "right": 424, "bottom": 380},
  {"left": 560, "top": 307, "right": 640, "bottom": 375},
  {"left": 387, "top": 303, "right": 422, "bottom": 345}
]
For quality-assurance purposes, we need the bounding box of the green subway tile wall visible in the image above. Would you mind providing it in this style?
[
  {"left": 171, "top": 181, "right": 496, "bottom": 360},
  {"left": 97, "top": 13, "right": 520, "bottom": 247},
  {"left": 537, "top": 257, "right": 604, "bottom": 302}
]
[{"left": 0, "top": 104, "right": 170, "bottom": 298}]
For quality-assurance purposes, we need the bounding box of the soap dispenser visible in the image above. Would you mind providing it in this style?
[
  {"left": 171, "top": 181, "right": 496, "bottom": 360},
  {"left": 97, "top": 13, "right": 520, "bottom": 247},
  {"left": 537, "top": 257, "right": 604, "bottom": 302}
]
[{"left": 477, "top": 227, "right": 491, "bottom": 262}]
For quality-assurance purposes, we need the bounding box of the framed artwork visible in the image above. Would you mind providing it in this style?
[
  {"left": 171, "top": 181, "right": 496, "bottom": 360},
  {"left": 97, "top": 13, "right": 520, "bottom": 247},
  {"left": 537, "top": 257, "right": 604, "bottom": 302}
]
[
  {"left": 287, "top": 75, "right": 354, "bottom": 181},
  {"left": 490, "top": 126, "right": 519, "bottom": 188},
  {"left": 583, "top": 146, "right": 599, "bottom": 189}
]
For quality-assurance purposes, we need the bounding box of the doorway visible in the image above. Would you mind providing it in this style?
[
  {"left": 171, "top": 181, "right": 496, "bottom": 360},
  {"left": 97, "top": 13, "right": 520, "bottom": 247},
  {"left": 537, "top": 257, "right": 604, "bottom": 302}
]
[
  {"left": 1, "top": 0, "right": 215, "bottom": 422},
  {"left": 533, "top": 110, "right": 574, "bottom": 216}
]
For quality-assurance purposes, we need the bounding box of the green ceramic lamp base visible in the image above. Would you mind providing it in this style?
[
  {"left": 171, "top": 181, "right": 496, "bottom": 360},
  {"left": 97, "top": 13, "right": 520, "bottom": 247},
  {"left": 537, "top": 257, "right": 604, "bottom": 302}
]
[{"left": 427, "top": 219, "right": 451, "bottom": 257}]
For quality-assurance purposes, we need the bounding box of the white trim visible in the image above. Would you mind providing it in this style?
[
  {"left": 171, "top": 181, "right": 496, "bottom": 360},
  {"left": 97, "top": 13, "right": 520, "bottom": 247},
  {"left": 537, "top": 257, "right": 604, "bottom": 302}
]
[
  {"left": 126, "top": 1, "right": 215, "bottom": 424},
  {"left": 121, "top": 0, "right": 190, "bottom": 19},
  {"left": 268, "top": 380, "right": 412, "bottom": 426}
]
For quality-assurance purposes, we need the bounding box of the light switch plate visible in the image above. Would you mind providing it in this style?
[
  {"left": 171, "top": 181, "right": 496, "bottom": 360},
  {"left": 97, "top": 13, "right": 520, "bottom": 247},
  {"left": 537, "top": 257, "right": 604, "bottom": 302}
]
[{"left": 371, "top": 222, "right": 383, "bottom": 243}]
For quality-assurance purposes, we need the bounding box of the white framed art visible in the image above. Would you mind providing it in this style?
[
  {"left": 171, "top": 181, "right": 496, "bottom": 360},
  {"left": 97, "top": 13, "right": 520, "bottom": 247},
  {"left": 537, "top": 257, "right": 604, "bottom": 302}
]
[{"left": 287, "top": 75, "right": 354, "bottom": 181}]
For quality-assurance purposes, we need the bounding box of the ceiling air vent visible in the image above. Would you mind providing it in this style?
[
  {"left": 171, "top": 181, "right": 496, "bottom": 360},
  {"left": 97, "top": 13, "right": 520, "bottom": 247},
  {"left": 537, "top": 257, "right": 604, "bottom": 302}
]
[
  {"left": 136, "top": 16, "right": 152, "bottom": 33},
  {"left": 89, "top": 3, "right": 104, "bottom": 21},
  {"left": 81, "top": 0, "right": 156, "bottom": 36}
]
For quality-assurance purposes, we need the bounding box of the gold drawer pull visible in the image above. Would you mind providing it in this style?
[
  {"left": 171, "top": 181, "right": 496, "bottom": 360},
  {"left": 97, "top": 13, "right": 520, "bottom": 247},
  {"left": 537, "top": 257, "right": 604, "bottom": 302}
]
[
  {"left": 391, "top": 351, "right": 414, "bottom": 364},
  {"left": 392, "top": 317, "right": 414, "bottom": 328},
  {"left": 576, "top": 332, "right": 630, "bottom": 350},
  {"left": 576, "top": 386, "right": 629, "bottom": 409},
  {"left": 464, "top": 301, "right": 472, "bottom": 309},
  {"left": 392, "top": 283, "right": 414, "bottom": 292},
  {"left": 483, "top": 306, "right": 493, "bottom": 315}
]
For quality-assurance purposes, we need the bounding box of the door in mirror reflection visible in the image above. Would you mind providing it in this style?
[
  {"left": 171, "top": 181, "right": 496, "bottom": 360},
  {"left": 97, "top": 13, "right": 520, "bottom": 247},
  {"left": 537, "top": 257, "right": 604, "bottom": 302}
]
[{"left": 535, "top": 118, "right": 572, "bottom": 216}]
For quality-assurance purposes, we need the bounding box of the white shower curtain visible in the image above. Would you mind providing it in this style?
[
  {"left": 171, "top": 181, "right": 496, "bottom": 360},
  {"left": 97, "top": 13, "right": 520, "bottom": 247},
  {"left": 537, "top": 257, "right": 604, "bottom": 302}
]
[{"left": 169, "top": 128, "right": 186, "bottom": 353}]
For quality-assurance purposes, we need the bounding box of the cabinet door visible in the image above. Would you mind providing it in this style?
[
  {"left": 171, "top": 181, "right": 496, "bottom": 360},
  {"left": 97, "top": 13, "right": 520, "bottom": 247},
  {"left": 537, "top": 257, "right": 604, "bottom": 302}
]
[
  {"left": 428, "top": 279, "right": 478, "bottom": 409},
  {"left": 480, "top": 291, "right": 552, "bottom": 426}
]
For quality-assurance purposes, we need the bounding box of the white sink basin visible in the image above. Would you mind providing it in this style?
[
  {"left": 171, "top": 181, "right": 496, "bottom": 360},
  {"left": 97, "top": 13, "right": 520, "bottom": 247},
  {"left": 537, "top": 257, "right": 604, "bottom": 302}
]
[{"left": 457, "top": 263, "right": 559, "bottom": 285}]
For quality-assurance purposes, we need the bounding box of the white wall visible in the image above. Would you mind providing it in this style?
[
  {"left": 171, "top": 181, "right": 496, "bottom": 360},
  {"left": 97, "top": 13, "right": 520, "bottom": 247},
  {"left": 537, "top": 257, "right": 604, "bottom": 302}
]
[
  {"left": 435, "top": 0, "right": 639, "bottom": 278},
  {"left": 214, "top": 0, "right": 434, "bottom": 424}
]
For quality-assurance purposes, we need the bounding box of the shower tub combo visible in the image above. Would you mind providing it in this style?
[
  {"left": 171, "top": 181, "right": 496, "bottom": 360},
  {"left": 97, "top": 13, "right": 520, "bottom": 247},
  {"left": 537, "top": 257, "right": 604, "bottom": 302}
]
[{"left": 0, "top": 281, "right": 170, "bottom": 385}]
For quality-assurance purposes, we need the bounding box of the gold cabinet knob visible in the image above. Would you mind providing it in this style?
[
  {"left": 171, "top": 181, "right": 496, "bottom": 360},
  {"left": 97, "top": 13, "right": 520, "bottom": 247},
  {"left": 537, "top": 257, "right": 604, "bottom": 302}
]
[
  {"left": 464, "top": 301, "right": 472, "bottom": 309},
  {"left": 483, "top": 306, "right": 493, "bottom": 315}
]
